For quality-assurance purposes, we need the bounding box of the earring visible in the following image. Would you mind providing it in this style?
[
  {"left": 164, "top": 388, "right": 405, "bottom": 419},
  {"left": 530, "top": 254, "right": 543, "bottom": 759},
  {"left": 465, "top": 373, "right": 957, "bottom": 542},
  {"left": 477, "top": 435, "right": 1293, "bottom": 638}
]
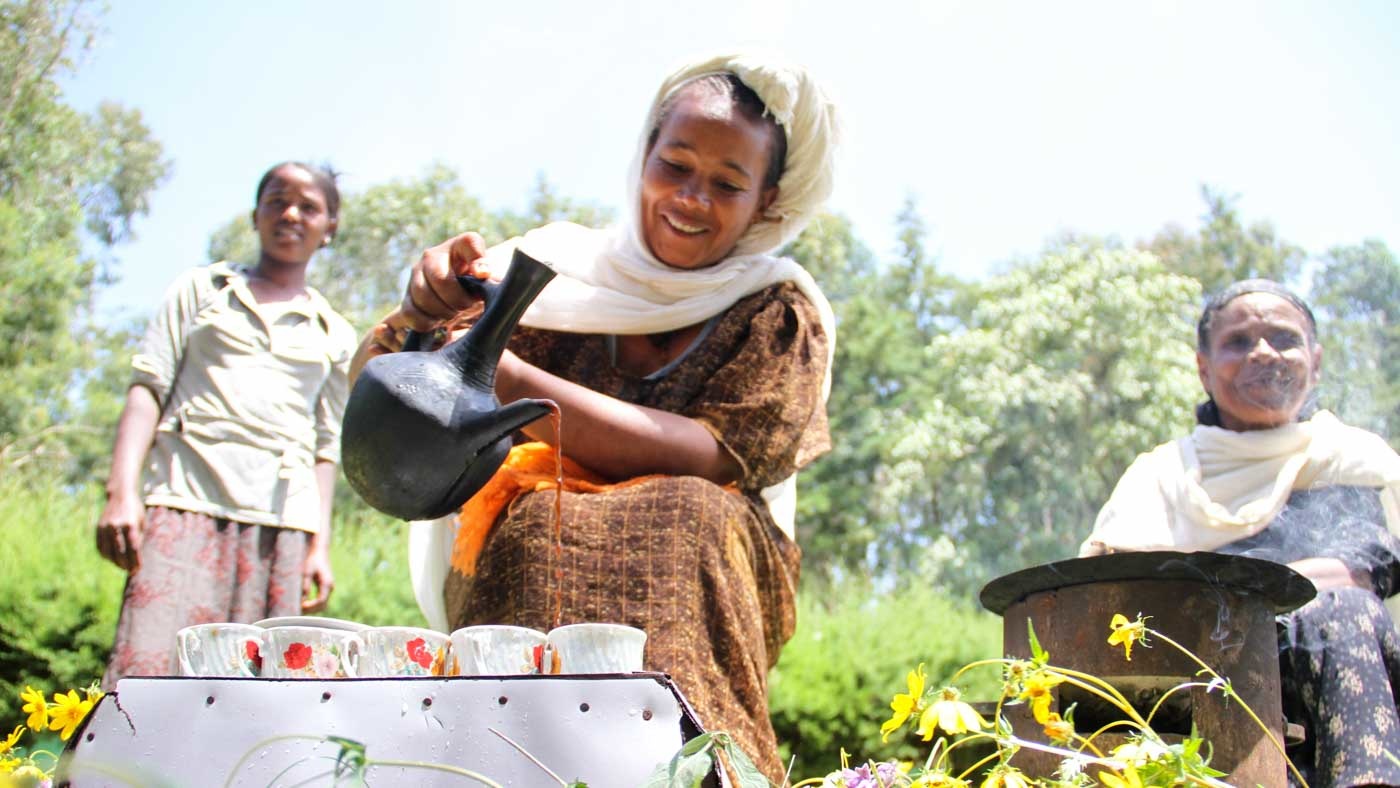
[{"left": 321, "top": 236, "right": 333, "bottom": 248}]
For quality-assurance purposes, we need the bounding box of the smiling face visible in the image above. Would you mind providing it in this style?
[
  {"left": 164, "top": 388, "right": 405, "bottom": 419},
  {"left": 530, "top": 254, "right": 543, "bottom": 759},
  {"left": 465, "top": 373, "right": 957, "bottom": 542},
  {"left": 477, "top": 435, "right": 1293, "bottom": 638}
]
[
  {"left": 639, "top": 88, "right": 779, "bottom": 269},
  {"left": 252, "top": 164, "right": 337, "bottom": 267},
  {"left": 1196, "top": 292, "right": 1322, "bottom": 431}
]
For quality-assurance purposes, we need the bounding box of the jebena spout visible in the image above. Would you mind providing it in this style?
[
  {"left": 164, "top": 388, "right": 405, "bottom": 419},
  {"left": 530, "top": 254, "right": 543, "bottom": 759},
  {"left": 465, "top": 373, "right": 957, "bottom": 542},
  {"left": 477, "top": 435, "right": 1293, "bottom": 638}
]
[{"left": 494, "top": 398, "right": 555, "bottom": 437}]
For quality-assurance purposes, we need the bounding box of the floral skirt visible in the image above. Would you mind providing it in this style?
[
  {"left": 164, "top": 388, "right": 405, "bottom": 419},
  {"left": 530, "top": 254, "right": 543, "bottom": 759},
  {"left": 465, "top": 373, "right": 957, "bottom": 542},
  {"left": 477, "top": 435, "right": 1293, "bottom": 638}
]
[
  {"left": 103, "top": 506, "right": 306, "bottom": 688},
  {"left": 1281, "top": 586, "right": 1400, "bottom": 788}
]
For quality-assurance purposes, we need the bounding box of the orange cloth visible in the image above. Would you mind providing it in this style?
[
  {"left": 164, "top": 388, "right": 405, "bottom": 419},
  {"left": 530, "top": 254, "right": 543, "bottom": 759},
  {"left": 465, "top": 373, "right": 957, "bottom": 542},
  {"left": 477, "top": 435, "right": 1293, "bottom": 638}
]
[
  {"left": 452, "top": 441, "right": 745, "bottom": 576},
  {"left": 452, "top": 442, "right": 656, "bottom": 576}
]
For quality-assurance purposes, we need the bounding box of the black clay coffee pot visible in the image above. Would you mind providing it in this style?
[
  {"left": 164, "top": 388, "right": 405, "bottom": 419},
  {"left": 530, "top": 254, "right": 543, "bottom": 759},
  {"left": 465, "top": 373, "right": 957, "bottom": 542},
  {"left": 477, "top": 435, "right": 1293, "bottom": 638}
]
[{"left": 341, "top": 248, "right": 556, "bottom": 520}]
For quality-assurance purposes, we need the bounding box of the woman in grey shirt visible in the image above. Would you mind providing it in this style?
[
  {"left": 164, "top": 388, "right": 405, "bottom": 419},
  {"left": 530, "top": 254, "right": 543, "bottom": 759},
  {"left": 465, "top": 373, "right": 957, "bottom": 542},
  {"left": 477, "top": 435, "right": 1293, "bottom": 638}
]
[{"left": 97, "top": 162, "right": 357, "bottom": 686}]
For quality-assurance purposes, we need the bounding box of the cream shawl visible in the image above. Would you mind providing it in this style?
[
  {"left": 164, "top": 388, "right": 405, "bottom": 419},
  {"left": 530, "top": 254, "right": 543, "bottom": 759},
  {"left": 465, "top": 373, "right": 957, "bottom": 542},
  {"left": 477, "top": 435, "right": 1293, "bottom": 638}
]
[
  {"left": 410, "top": 52, "right": 841, "bottom": 631},
  {"left": 1080, "top": 411, "right": 1400, "bottom": 557}
]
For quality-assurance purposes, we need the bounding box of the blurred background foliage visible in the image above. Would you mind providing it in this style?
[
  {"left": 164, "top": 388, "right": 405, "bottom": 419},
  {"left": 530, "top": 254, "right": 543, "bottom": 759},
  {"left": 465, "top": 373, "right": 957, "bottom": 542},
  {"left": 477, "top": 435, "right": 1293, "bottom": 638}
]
[{"left": 4, "top": 0, "right": 1400, "bottom": 777}]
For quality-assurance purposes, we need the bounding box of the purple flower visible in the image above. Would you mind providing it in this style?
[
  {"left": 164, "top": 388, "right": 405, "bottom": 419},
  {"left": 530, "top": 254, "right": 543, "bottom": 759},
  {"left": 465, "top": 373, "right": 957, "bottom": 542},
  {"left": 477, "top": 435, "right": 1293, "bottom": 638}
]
[{"left": 839, "top": 761, "right": 901, "bottom": 787}]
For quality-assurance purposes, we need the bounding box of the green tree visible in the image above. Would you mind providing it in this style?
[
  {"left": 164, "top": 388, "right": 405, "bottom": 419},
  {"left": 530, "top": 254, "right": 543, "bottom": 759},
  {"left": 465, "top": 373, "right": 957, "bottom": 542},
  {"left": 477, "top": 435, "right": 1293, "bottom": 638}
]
[
  {"left": 1311, "top": 239, "right": 1400, "bottom": 442},
  {"left": 494, "top": 171, "right": 613, "bottom": 241},
  {"left": 0, "top": 0, "right": 169, "bottom": 477},
  {"left": 790, "top": 200, "right": 972, "bottom": 578},
  {"left": 1146, "top": 185, "right": 1303, "bottom": 294},
  {"left": 875, "top": 243, "right": 1202, "bottom": 590},
  {"left": 207, "top": 165, "right": 613, "bottom": 331},
  {"left": 789, "top": 212, "right": 923, "bottom": 577}
]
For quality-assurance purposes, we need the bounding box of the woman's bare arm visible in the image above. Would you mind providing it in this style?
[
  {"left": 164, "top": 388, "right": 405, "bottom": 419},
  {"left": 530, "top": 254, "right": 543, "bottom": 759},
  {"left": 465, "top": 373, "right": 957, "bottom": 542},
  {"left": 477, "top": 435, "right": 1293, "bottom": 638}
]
[
  {"left": 96, "top": 385, "right": 161, "bottom": 572},
  {"left": 497, "top": 351, "right": 740, "bottom": 484},
  {"left": 1288, "top": 556, "right": 1372, "bottom": 592}
]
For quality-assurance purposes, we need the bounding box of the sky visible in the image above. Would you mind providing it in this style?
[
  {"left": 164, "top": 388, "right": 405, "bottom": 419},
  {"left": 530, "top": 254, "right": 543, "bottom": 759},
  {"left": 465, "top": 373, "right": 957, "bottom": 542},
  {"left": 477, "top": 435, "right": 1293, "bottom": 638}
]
[{"left": 61, "top": 0, "right": 1400, "bottom": 325}]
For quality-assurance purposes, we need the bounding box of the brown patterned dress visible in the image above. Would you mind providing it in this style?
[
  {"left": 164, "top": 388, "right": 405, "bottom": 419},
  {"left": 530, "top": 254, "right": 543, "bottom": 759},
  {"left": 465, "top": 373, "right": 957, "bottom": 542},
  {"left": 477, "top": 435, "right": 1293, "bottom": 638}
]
[{"left": 444, "top": 282, "right": 829, "bottom": 782}]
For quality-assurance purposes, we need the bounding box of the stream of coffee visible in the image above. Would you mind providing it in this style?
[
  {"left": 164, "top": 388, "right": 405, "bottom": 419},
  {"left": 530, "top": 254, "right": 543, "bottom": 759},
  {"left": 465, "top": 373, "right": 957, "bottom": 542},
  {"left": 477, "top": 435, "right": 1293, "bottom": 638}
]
[{"left": 544, "top": 400, "right": 563, "bottom": 630}]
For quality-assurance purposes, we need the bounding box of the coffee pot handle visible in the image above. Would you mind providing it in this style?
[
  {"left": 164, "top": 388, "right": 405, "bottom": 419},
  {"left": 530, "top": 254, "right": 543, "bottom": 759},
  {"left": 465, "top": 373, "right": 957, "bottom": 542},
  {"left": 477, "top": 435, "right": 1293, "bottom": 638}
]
[{"left": 401, "top": 274, "right": 501, "bottom": 352}]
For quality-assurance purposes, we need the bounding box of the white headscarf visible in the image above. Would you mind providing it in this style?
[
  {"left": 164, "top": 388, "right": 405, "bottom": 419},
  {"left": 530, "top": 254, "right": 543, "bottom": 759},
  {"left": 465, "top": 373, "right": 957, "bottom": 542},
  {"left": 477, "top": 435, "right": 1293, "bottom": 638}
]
[
  {"left": 474, "top": 51, "right": 839, "bottom": 394},
  {"left": 1080, "top": 411, "right": 1400, "bottom": 556},
  {"left": 410, "top": 52, "right": 841, "bottom": 631}
]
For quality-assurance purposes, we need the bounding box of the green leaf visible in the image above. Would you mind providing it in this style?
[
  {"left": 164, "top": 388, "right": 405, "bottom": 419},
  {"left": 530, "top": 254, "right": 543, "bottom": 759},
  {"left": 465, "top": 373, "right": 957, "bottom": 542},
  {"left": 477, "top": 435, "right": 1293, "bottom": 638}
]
[
  {"left": 640, "top": 734, "right": 716, "bottom": 788},
  {"left": 716, "top": 734, "right": 771, "bottom": 788},
  {"left": 1026, "top": 618, "right": 1048, "bottom": 664}
]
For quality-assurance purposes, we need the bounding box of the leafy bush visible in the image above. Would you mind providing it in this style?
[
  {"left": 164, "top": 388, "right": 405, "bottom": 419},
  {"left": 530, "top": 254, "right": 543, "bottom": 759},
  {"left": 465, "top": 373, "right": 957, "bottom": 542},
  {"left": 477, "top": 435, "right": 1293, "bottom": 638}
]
[
  {"left": 0, "top": 473, "right": 124, "bottom": 702},
  {"left": 320, "top": 500, "right": 423, "bottom": 628},
  {"left": 0, "top": 475, "right": 421, "bottom": 702},
  {"left": 770, "top": 575, "right": 1003, "bottom": 776}
]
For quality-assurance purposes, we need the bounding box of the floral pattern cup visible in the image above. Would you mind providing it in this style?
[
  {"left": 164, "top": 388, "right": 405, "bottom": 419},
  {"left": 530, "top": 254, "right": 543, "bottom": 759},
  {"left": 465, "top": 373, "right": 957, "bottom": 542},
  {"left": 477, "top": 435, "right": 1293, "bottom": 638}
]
[
  {"left": 360, "top": 626, "right": 450, "bottom": 677},
  {"left": 543, "top": 623, "right": 646, "bottom": 675},
  {"left": 260, "top": 626, "right": 362, "bottom": 678},
  {"left": 175, "top": 623, "right": 264, "bottom": 677},
  {"left": 449, "top": 625, "right": 547, "bottom": 676}
]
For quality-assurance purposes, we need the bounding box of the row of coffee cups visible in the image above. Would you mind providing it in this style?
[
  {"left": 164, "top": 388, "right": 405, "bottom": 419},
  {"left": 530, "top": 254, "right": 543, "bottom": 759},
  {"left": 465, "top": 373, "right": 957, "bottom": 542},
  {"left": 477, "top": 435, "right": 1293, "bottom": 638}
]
[{"left": 175, "top": 620, "right": 647, "bottom": 679}]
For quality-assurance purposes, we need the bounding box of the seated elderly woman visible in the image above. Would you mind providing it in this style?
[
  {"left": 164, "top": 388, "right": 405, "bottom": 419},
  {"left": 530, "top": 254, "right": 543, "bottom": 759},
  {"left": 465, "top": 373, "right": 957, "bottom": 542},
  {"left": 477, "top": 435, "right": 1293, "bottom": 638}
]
[
  {"left": 352, "top": 53, "right": 838, "bottom": 781},
  {"left": 1081, "top": 279, "right": 1400, "bottom": 788}
]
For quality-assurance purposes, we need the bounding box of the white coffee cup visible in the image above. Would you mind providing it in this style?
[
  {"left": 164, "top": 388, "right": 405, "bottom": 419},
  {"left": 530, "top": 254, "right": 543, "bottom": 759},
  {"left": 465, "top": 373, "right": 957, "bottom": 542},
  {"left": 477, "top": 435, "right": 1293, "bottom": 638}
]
[
  {"left": 360, "top": 626, "right": 450, "bottom": 677},
  {"left": 450, "top": 625, "right": 547, "bottom": 676},
  {"left": 543, "top": 623, "right": 646, "bottom": 675},
  {"left": 175, "top": 623, "right": 265, "bottom": 678},
  {"left": 261, "top": 626, "right": 362, "bottom": 678}
]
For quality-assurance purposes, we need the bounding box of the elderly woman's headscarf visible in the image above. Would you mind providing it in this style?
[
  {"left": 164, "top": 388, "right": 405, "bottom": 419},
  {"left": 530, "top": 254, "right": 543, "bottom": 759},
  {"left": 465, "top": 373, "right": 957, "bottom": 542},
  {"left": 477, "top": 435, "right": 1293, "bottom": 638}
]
[{"left": 474, "top": 52, "right": 839, "bottom": 396}]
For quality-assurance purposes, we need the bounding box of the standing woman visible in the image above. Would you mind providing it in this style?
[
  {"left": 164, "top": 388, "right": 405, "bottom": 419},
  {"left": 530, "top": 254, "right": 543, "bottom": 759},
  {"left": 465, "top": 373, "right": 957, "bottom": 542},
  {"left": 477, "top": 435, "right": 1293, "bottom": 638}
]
[
  {"left": 98, "top": 162, "right": 357, "bottom": 686},
  {"left": 1082, "top": 279, "right": 1400, "bottom": 787},
  {"left": 354, "top": 53, "right": 838, "bottom": 781}
]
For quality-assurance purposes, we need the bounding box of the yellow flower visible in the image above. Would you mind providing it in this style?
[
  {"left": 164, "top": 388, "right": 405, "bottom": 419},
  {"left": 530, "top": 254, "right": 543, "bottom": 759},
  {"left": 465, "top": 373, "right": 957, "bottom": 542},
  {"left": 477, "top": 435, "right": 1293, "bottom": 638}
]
[
  {"left": 19, "top": 686, "right": 47, "bottom": 732},
  {"left": 0, "top": 726, "right": 21, "bottom": 757},
  {"left": 1111, "top": 737, "right": 1168, "bottom": 764},
  {"left": 1015, "top": 669, "right": 1063, "bottom": 724},
  {"left": 979, "top": 765, "right": 1031, "bottom": 788},
  {"left": 84, "top": 683, "right": 105, "bottom": 705},
  {"left": 917, "top": 686, "right": 987, "bottom": 739},
  {"left": 47, "top": 688, "right": 93, "bottom": 741},
  {"left": 1107, "top": 613, "right": 1148, "bottom": 661},
  {"left": 1041, "top": 711, "right": 1074, "bottom": 744},
  {"left": 881, "top": 664, "right": 927, "bottom": 741},
  {"left": 1100, "top": 764, "right": 1144, "bottom": 788}
]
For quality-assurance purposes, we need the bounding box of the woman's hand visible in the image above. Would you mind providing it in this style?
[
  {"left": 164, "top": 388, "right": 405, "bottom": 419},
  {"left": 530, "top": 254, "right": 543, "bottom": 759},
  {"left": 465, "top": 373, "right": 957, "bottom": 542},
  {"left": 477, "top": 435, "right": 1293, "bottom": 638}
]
[
  {"left": 96, "top": 489, "right": 145, "bottom": 572},
  {"left": 1288, "top": 557, "right": 1372, "bottom": 592},
  {"left": 400, "top": 231, "right": 491, "bottom": 331},
  {"left": 350, "top": 232, "right": 491, "bottom": 381},
  {"left": 351, "top": 310, "right": 413, "bottom": 376},
  {"left": 97, "top": 384, "right": 161, "bottom": 573},
  {"left": 301, "top": 535, "right": 335, "bottom": 613},
  {"left": 303, "top": 460, "right": 337, "bottom": 613}
]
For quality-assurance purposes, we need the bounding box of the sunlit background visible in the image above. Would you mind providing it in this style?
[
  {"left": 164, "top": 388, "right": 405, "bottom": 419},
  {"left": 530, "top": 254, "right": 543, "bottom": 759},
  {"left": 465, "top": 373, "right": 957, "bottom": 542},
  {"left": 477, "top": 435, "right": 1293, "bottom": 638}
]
[{"left": 64, "top": 0, "right": 1400, "bottom": 319}]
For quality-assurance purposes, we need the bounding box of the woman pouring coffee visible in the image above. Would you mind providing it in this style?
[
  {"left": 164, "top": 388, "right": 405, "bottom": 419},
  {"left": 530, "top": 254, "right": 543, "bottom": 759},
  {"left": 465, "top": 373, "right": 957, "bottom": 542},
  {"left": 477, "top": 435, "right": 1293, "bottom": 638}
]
[{"left": 352, "top": 52, "right": 838, "bottom": 780}]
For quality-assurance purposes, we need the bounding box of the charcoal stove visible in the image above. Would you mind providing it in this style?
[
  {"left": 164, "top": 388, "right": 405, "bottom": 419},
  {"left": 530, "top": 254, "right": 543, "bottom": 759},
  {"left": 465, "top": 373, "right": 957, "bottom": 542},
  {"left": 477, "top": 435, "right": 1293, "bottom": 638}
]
[{"left": 980, "top": 550, "right": 1314, "bottom": 785}]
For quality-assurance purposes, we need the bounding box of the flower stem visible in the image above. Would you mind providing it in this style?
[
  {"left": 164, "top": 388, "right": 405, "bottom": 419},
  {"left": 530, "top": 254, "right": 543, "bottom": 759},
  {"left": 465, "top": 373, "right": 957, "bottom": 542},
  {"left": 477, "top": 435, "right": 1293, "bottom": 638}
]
[
  {"left": 488, "top": 727, "right": 567, "bottom": 786},
  {"left": 366, "top": 759, "right": 503, "bottom": 786},
  {"left": 1147, "top": 627, "right": 1308, "bottom": 788},
  {"left": 224, "top": 734, "right": 333, "bottom": 788},
  {"left": 1053, "top": 673, "right": 1151, "bottom": 730}
]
